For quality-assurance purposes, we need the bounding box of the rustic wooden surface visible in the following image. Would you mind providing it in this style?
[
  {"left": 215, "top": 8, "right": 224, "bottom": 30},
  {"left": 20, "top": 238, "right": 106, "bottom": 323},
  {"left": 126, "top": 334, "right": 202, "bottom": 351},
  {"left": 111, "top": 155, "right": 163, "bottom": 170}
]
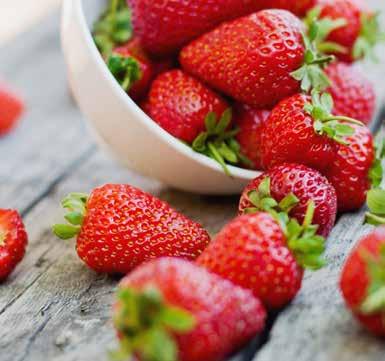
[{"left": 1, "top": 2, "right": 385, "bottom": 361}]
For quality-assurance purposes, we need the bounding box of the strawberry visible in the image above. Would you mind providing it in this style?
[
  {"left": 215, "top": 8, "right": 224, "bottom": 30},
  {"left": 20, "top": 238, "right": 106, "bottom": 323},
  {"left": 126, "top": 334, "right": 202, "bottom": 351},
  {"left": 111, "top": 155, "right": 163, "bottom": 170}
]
[
  {"left": 52, "top": 184, "right": 210, "bottom": 274},
  {"left": 340, "top": 226, "right": 385, "bottom": 337},
  {"left": 324, "top": 124, "right": 375, "bottom": 212},
  {"left": 239, "top": 164, "right": 337, "bottom": 237},
  {"left": 113, "top": 257, "right": 266, "bottom": 361},
  {"left": 128, "top": 0, "right": 267, "bottom": 56},
  {"left": 0, "top": 209, "right": 28, "bottom": 281},
  {"left": 264, "top": 0, "right": 316, "bottom": 16},
  {"left": 109, "top": 39, "right": 154, "bottom": 100},
  {"left": 310, "top": 0, "right": 383, "bottom": 62},
  {"left": 180, "top": 10, "right": 333, "bottom": 108},
  {"left": 147, "top": 70, "right": 247, "bottom": 175},
  {"left": 0, "top": 85, "right": 24, "bottom": 137},
  {"left": 148, "top": 70, "right": 228, "bottom": 144},
  {"left": 326, "top": 62, "right": 376, "bottom": 125},
  {"left": 260, "top": 91, "right": 362, "bottom": 172},
  {"left": 197, "top": 209, "right": 326, "bottom": 309},
  {"left": 234, "top": 104, "right": 270, "bottom": 170}
]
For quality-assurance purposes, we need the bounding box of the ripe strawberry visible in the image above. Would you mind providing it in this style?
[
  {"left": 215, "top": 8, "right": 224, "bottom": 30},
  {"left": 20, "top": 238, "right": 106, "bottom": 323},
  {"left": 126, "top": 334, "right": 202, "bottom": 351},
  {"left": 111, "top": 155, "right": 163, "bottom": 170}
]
[
  {"left": 0, "top": 85, "right": 24, "bottom": 136},
  {"left": 324, "top": 124, "right": 375, "bottom": 212},
  {"left": 197, "top": 210, "right": 326, "bottom": 309},
  {"left": 239, "top": 164, "right": 337, "bottom": 237},
  {"left": 326, "top": 62, "right": 375, "bottom": 125},
  {"left": 265, "top": 0, "right": 316, "bottom": 16},
  {"left": 313, "top": 0, "right": 383, "bottom": 62},
  {"left": 52, "top": 184, "right": 210, "bottom": 274},
  {"left": 234, "top": 104, "right": 270, "bottom": 170},
  {"left": 128, "top": 0, "right": 267, "bottom": 56},
  {"left": 0, "top": 209, "right": 28, "bottom": 281},
  {"left": 148, "top": 70, "right": 229, "bottom": 144},
  {"left": 113, "top": 257, "right": 266, "bottom": 361},
  {"left": 109, "top": 39, "right": 154, "bottom": 100},
  {"left": 180, "top": 10, "right": 333, "bottom": 108},
  {"left": 340, "top": 226, "right": 385, "bottom": 337},
  {"left": 147, "top": 70, "right": 247, "bottom": 174},
  {"left": 260, "top": 91, "right": 362, "bottom": 172}
]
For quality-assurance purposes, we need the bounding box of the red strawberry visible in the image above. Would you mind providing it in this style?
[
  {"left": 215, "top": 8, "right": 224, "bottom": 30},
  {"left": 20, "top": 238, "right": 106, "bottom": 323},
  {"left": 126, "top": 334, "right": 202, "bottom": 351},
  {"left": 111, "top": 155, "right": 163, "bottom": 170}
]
[
  {"left": 180, "top": 10, "right": 332, "bottom": 108},
  {"left": 324, "top": 124, "right": 375, "bottom": 212},
  {"left": 147, "top": 70, "right": 247, "bottom": 174},
  {"left": 0, "top": 85, "right": 24, "bottom": 136},
  {"left": 52, "top": 184, "right": 210, "bottom": 274},
  {"left": 340, "top": 226, "right": 385, "bottom": 337},
  {"left": 148, "top": 70, "right": 229, "bottom": 144},
  {"left": 113, "top": 257, "right": 266, "bottom": 361},
  {"left": 0, "top": 209, "right": 28, "bottom": 281},
  {"left": 260, "top": 92, "right": 362, "bottom": 172},
  {"left": 265, "top": 0, "right": 316, "bottom": 16},
  {"left": 326, "top": 62, "right": 376, "bottom": 125},
  {"left": 109, "top": 39, "right": 154, "bottom": 100},
  {"left": 314, "top": 0, "right": 382, "bottom": 62},
  {"left": 128, "top": 0, "right": 266, "bottom": 56},
  {"left": 234, "top": 104, "right": 270, "bottom": 170},
  {"left": 239, "top": 164, "right": 337, "bottom": 237},
  {"left": 197, "top": 211, "right": 326, "bottom": 308}
]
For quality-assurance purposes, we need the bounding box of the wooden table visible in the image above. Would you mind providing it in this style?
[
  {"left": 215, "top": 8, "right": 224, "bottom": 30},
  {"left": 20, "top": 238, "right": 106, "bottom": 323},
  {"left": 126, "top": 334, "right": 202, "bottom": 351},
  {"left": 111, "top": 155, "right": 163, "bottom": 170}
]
[{"left": 1, "top": 2, "right": 385, "bottom": 361}]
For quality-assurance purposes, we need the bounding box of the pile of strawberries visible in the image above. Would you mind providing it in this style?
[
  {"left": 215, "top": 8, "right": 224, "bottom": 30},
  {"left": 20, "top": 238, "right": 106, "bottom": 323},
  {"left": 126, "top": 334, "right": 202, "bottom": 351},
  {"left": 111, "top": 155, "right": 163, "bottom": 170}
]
[{"left": 1, "top": 0, "right": 385, "bottom": 360}]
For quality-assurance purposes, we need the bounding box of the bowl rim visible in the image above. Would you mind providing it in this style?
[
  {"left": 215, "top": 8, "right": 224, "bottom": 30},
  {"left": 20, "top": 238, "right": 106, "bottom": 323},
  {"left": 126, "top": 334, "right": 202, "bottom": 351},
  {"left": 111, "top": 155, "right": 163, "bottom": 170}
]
[{"left": 76, "top": 0, "right": 260, "bottom": 181}]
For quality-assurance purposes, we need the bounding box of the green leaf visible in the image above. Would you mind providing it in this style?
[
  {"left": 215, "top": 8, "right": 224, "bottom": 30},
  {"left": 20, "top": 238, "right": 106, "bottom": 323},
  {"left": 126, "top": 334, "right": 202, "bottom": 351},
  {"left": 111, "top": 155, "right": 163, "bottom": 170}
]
[
  {"left": 217, "top": 141, "right": 238, "bottom": 163},
  {"left": 64, "top": 212, "right": 84, "bottom": 226},
  {"left": 92, "top": 0, "right": 133, "bottom": 58},
  {"left": 367, "top": 188, "right": 385, "bottom": 215},
  {"left": 141, "top": 328, "right": 178, "bottom": 361},
  {"left": 360, "top": 286, "right": 385, "bottom": 314},
  {"left": 215, "top": 108, "right": 232, "bottom": 134},
  {"left": 258, "top": 177, "right": 271, "bottom": 199},
  {"left": 192, "top": 132, "right": 208, "bottom": 152},
  {"left": 107, "top": 54, "right": 141, "bottom": 91},
  {"left": 353, "top": 12, "right": 385, "bottom": 61},
  {"left": 278, "top": 193, "right": 299, "bottom": 213},
  {"left": 204, "top": 112, "right": 217, "bottom": 133},
  {"left": 207, "top": 142, "right": 231, "bottom": 176},
  {"left": 52, "top": 224, "right": 81, "bottom": 240},
  {"left": 160, "top": 306, "right": 196, "bottom": 332}
]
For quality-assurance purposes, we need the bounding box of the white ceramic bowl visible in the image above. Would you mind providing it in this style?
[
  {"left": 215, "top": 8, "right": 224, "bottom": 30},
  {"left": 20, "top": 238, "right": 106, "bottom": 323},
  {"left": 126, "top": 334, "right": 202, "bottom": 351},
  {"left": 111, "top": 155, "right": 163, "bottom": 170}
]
[{"left": 61, "top": 0, "right": 261, "bottom": 194}]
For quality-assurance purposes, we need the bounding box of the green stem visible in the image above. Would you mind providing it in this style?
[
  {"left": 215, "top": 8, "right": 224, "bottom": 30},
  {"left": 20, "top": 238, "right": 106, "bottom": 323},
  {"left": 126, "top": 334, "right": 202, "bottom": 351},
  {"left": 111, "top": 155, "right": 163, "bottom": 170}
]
[
  {"left": 121, "top": 73, "right": 131, "bottom": 91},
  {"left": 324, "top": 116, "right": 364, "bottom": 126},
  {"left": 365, "top": 212, "right": 385, "bottom": 225},
  {"left": 309, "top": 55, "right": 335, "bottom": 65},
  {"left": 207, "top": 142, "right": 231, "bottom": 177}
]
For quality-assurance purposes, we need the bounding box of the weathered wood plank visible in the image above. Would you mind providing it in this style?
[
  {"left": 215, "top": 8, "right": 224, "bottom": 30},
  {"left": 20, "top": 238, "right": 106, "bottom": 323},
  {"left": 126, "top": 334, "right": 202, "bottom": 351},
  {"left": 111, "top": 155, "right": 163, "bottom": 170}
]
[
  {"left": 0, "top": 151, "right": 240, "bottom": 361},
  {"left": 0, "top": 11, "right": 95, "bottom": 212},
  {"left": 253, "top": 214, "right": 385, "bottom": 361}
]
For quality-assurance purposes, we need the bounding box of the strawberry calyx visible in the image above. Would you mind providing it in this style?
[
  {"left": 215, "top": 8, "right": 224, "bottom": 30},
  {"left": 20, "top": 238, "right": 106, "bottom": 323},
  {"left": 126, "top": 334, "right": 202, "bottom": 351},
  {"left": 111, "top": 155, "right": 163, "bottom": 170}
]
[
  {"left": 93, "top": 0, "right": 132, "bottom": 58},
  {"left": 359, "top": 245, "right": 385, "bottom": 315},
  {"left": 304, "top": 6, "right": 348, "bottom": 55},
  {"left": 192, "top": 109, "right": 252, "bottom": 176},
  {"left": 108, "top": 54, "right": 142, "bottom": 91},
  {"left": 365, "top": 138, "right": 385, "bottom": 225},
  {"left": 353, "top": 12, "right": 385, "bottom": 61},
  {"left": 52, "top": 193, "right": 89, "bottom": 240},
  {"left": 291, "top": 16, "right": 335, "bottom": 93},
  {"left": 304, "top": 90, "right": 363, "bottom": 145},
  {"left": 243, "top": 178, "right": 326, "bottom": 270},
  {"left": 243, "top": 177, "right": 300, "bottom": 215},
  {"left": 111, "top": 285, "right": 195, "bottom": 361}
]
